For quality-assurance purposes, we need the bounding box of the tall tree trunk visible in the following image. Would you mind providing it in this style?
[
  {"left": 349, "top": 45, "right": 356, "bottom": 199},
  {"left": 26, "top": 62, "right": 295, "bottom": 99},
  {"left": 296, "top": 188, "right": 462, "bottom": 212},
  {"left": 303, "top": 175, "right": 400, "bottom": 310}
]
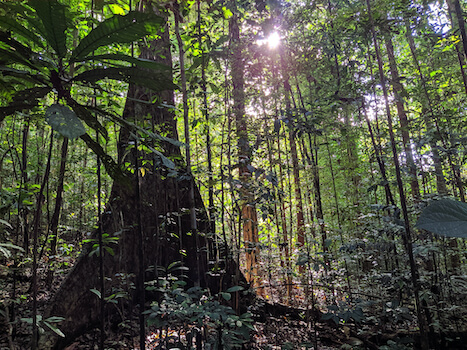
[
  {"left": 365, "top": 1, "right": 429, "bottom": 348},
  {"left": 451, "top": 0, "right": 467, "bottom": 60},
  {"left": 197, "top": 0, "right": 215, "bottom": 230},
  {"left": 21, "top": 120, "right": 30, "bottom": 253},
  {"left": 39, "top": 8, "right": 244, "bottom": 349},
  {"left": 384, "top": 30, "right": 420, "bottom": 200},
  {"left": 404, "top": 19, "right": 448, "bottom": 195},
  {"left": 229, "top": 9, "right": 259, "bottom": 288},
  {"left": 278, "top": 49, "right": 305, "bottom": 249},
  {"left": 48, "top": 137, "right": 68, "bottom": 257},
  {"left": 45, "top": 137, "right": 68, "bottom": 286},
  {"left": 445, "top": 0, "right": 467, "bottom": 95},
  {"left": 31, "top": 132, "right": 54, "bottom": 349}
]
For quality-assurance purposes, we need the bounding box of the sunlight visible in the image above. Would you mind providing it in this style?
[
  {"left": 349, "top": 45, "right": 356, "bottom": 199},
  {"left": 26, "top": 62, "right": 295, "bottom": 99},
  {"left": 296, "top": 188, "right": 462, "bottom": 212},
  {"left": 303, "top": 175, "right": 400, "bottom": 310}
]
[
  {"left": 266, "top": 32, "right": 280, "bottom": 49},
  {"left": 257, "top": 32, "right": 281, "bottom": 49}
]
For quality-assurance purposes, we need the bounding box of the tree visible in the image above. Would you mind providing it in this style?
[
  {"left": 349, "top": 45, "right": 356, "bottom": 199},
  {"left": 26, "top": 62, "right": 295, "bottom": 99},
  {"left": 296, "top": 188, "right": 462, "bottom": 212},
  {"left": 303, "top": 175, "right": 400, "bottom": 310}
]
[
  {"left": 0, "top": 1, "right": 245, "bottom": 348},
  {"left": 229, "top": 3, "right": 260, "bottom": 289}
]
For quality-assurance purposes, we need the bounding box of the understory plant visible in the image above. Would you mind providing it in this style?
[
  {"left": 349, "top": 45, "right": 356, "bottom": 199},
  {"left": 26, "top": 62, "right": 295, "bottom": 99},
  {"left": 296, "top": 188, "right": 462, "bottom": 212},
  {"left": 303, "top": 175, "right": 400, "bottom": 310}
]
[{"left": 145, "top": 263, "right": 253, "bottom": 349}]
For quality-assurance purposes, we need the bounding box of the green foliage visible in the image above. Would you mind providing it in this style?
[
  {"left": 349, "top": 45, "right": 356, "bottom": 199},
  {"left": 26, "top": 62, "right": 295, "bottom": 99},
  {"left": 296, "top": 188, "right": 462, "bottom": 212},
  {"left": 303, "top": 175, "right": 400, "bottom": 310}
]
[
  {"left": 70, "top": 12, "right": 164, "bottom": 62},
  {"left": 0, "top": 242, "right": 24, "bottom": 259},
  {"left": 45, "top": 104, "right": 86, "bottom": 140},
  {"left": 29, "top": 0, "right": 69, "bottom": 58},
  {"left": 416, "top": 199, "right": 467, "bottom": 238},
  {"left": 0, "top": 0, "right": 178, "bottom": 183},
  {"left": 83, "top": 233, "right": 119, "bottom": 257},
  {"left": 145, "top": 266, "right": 252, "bottom": 349},
  {"left": 322, "top": 300, "right": 365, "bottom": 325},
  {"left": 21, "top": 315, "right": 65, "bottom": 338}
]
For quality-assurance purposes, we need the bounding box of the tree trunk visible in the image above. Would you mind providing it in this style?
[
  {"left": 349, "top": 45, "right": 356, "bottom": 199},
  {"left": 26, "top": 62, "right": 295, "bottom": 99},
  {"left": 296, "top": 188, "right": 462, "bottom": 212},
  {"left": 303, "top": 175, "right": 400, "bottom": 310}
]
[
  {"left": 45, "top": 137, "right": 68, "bottom": 287},
  {"left": 39, "top": 10, "right": 245, "bottom": 350},
  {"left": 278, "top": 49, "right": 305, "bottom": 249},
  {"left": 365, "top": 1, "right": 429, "bottom": 348},
  {"left": 384, "top": 31, "right": 420, "bottom": 201},
  {"left": 229, "top": 10, "right": 259, "bottom": 288},
  {"left": 404, "top": 19, "right": 448, "bottom": 195}
]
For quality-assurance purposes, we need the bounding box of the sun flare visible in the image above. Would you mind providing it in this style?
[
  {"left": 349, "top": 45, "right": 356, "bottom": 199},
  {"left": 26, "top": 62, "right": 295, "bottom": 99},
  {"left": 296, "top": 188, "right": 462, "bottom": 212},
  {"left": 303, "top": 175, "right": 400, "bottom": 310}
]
[
  {"left": 266, "top": 32, "right": 280, "bottom": 49},
  {"left": 257, "top": 32, "right": 281, "bottom": 49}
]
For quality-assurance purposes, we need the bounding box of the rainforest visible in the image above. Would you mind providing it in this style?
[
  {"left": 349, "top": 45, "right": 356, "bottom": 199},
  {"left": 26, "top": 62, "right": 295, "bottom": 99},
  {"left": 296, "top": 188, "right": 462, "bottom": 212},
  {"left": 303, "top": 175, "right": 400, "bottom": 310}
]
[{"left": 0, "top": 0, "right": 466, "bottom": 349}]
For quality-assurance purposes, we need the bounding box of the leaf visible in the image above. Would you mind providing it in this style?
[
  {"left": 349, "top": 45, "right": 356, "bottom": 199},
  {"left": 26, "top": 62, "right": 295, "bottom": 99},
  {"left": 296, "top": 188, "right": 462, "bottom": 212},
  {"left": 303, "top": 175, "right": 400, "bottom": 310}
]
[
  {"left": 0, "top": 65, "right": 47, "bottom": 86},
  {"left": 226, "top": 286, "right": 244, "bottom": 293},
  {"left": 0, "top": 219, "right": 13, "bottom": 229},
  {"left": 416, "top": 199, "right": 467, "bottom": 238},
  {"left": 90, "top": 288, "right": 101, "bottom": 299},
  {"left": 88, "top": 106, "right": 184, "bottom": 148},
  {"left": 0, "top": 87, "right": 51, "bottom": 122},
  {"left": 142, "top": 143, "right": 176, "bottom": 170},
  {"left": 0, "top": 243, "right": 22, "bottom": 258},
  {"left": 70, "top": 12, "right": 164, "bottom": 62},
  {"left": 221, "top": 292, "right": 232, "bottom": 301},
  {"left": 73, "top": 67, "right": 177, "bottom": 91},
  {"left": 29, "top": 0, "right": 69, "bottom": 58},
  {"left": 66, "top": 98, "right": 108, "bottom": 140},
  {"left": 0, "top": 17, "right": 45, "bottom": 48},
  {"left": 86, "top": 54, "right": 170, "bottom": 71},
  {"left": 46, "top": 104, "right": 86, "bottom": 140},
  {"left": 43, "top": 321, "right": 65, "bottom": 337}
]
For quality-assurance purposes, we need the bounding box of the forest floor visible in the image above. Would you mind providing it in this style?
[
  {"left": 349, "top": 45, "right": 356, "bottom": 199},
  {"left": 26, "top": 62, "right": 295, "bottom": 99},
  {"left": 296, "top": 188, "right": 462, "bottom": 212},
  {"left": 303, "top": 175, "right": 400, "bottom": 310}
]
[
  {"left": 0, "top": 256, "right": 362, "bottom": 350},
  {"left": 1, "top": 251, "right": 467, "bottom": 349}
]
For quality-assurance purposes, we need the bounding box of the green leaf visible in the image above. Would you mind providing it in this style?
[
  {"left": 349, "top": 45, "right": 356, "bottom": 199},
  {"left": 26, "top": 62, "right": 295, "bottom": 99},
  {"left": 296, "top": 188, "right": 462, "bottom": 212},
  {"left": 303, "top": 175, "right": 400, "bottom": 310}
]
[
  {"left": 89, "top": 106, "right": 185, "bottom": 149},
  {"left": 416, "top": 199, "right": 467, "bottom": 238},
  {"left": 221, "top": 292, "right": 232, "bottom": 301},
  {"left": 43, "top": 321, "right": 65, "bottom": 337},
  {"left": 0, "top": 17, "right": 44, "bottom": 48},
  {"left": 0, "top": 243, "right": 24, "bottom": 258},
  {"left": 0, "top": 86, "right": 51, "bottom": 122},
  {"left": 85, "top": 54, "right": 170, "bottom": 71},
  {"left": 141, "top": 143, "right": 176, "bottom": 170},
  {"left": 70, "top": 12, "right": 164, "bottom": 62},
  {"left": 46, "top": 104, "right": 86, "bottom": 140},
  {"left": 0, "top": 17, "right": 43, "bottom": 49},
  {"left": 66, "top": 98, "right": 108, "bottom": 140},
  {"left": 0, "top": 219, "right": 13, "bottom": 229},
  {"left": 73, "top": 67, "right": 177, "bottom": 91},
  {"left": 29, "top": 0, "right": 69, "bottom": 58},
  {"left": 226, "top": 286, "right": 244, "bottom": 293},
  {"left": 90, "top": 288, "right": 101, "bottom": 299}
]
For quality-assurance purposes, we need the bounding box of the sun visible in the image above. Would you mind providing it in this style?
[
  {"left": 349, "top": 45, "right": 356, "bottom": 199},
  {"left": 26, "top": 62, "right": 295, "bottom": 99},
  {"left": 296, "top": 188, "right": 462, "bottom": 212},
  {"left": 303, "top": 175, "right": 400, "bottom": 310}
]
[
  {"left": 257, "top": 32, "right": 281, "bottom": 49},
  {"left": 266, "top": 32, "right": 281, "bottom": 49}
]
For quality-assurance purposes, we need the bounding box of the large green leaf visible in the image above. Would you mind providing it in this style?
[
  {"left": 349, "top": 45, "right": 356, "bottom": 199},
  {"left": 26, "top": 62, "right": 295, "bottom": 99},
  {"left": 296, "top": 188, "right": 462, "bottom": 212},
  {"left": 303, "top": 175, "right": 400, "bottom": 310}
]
[
  {"left": 416, "top": 199, "right": 467, "bottom": 238},
  {"left": 66, "top": 98, "right": 108, "bottom": 140},
  {"left": 29, "top": 0, "right": 69, "bottom": 58},
  {"left": 0, "top": 66, "right": 47, "bottom": 86},
  {"left": 85, "top": 54, "right": 170, "bottom": 71},
  {"left": 73, "top": 67, "right": 177, "bottom": 91},
  {"left": 0, "top": 242, "right": 24, "bottom": 259},
  {"left": 0, "top": 33, "right": 48, "bottom": 72},
  {"left": 0, "top": 31, "right": 55, "bottom": 72},
  {"left": 0, "top": 86, "right": 51, "bottom": 122},
  {"left": 45, "top": 104, "right": 86, "bottom": 140},
  {"left": 89, "top": 106, "right": 185, "bottom": 148},
  {"left": 70, "top": 12, "right": 164, "bottom": 62},
  {"left": 0, "top": 17, "right": 45, "bottom": 48}
]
